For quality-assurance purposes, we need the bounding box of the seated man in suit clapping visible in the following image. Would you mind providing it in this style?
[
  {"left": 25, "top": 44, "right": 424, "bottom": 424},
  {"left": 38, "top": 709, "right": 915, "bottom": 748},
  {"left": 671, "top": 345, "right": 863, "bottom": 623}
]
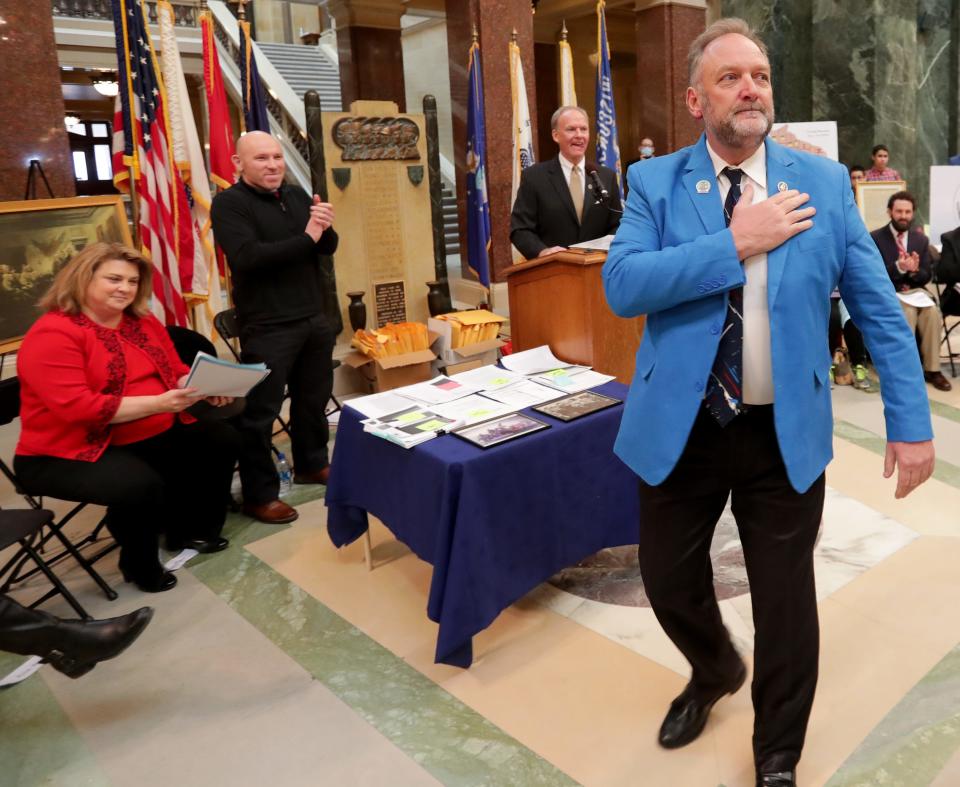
[{"left": 510, "top": 106, "right": 622, "bottom": 259}]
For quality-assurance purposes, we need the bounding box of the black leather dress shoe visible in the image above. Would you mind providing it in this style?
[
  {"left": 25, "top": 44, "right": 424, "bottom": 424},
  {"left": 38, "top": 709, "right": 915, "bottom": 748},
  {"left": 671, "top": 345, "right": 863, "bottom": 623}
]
[
  {"left": 658, "top": 661, "right": 747, "bottom": 749},
  {"left": 166, "top": 537, "right": 229, "bottom": 554},
  {"left": 757, "top": 771, "right": 796, "bottom": 787},
  {"left": 120, "top": 567, "right": 178, "bottom": 593}
]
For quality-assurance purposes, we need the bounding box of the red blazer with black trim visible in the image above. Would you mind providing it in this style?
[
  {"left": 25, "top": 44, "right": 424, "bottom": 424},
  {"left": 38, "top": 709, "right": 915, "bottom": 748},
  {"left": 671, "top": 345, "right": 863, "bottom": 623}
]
[{"left": 16, "top": 311, "right": 190, "bottom": 462}]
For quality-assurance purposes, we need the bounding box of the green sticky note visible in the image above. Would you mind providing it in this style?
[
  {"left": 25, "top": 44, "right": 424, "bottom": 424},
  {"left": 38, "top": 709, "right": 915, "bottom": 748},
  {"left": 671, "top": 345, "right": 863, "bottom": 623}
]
[
  {"left": 416, "top": 419, "right": 446, "bottom": 431},
  {"left": 396, "top": 411, "right": 427, "bottom": 423}
]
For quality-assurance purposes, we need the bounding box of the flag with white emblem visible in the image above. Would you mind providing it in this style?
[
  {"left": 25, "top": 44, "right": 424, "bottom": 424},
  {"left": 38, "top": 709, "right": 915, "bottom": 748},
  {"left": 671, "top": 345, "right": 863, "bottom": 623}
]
[
  {"left": 594, "top": 0, "right": 622, "bottom": 195},
  {"left": 110, "top": 0, "right": 188, "bottom": 326}
]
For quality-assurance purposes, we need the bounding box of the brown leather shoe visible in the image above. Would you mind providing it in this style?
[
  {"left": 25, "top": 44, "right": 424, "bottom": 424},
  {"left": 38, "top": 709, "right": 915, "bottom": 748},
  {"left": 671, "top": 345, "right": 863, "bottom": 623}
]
[
  {"left": 294, "top": 466, "right": 330, "bottom": 485},
  {"left": 925, "top": 371, "right": 953, "bottom": 391},
  {"left": 242, "top": 499, "right": 299, "bottom": 524}
]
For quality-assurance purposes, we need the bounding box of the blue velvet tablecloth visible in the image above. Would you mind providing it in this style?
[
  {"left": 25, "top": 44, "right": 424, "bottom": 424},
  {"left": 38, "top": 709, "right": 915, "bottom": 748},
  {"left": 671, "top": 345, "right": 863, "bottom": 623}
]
[{"left": 324, "top": 381, "right": 639, "bottom": 667}]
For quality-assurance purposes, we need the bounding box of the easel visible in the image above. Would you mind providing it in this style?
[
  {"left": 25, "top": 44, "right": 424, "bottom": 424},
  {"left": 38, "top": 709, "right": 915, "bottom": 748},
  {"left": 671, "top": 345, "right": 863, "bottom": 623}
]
[{"left": 24, "top": 159, "right": 55, "bottom": 201}]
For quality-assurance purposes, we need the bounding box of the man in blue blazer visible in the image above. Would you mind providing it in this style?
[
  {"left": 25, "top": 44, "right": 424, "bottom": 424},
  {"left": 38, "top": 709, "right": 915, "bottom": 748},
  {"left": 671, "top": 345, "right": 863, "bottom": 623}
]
[{"left": 603, "top": 18, "right": 934, "bottom": 787}]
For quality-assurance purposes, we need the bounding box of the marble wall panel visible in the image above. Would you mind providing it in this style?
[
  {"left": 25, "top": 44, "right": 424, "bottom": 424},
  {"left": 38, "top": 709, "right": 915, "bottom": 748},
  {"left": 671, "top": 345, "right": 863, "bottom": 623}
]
[{"left": 0, "top": 0, "right": 75, "bottom": 200}]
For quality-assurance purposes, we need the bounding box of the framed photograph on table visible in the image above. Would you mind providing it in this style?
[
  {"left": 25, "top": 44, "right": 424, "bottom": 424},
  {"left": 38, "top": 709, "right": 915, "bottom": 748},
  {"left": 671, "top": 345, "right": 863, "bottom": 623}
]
[
  {"left": 856, "top": 180, "right": 906, "bottom": 232},
  {"left": 452, "top": 413, "right": 549, "bottom": 449},
  {"left": 533, "top": 390, "right": 622, "bottom": 422},
  {"left": 0, "top": 196, "right": 132, "bottom": 353}
]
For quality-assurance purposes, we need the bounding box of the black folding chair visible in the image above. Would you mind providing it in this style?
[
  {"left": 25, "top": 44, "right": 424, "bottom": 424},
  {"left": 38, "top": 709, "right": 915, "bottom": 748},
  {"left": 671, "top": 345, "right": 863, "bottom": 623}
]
[
  {"left": 0, "top": 507, "right": 91, "bottom": 619},
  {"left": 0, "top": 377, "right": 118, "bottom": 603}
]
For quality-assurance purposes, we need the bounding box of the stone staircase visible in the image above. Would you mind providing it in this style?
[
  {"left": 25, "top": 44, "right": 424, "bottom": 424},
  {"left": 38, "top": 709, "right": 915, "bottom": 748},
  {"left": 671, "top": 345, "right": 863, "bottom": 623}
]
[{"left": 256, "top": 41, "right": 343, "bottom": 109}]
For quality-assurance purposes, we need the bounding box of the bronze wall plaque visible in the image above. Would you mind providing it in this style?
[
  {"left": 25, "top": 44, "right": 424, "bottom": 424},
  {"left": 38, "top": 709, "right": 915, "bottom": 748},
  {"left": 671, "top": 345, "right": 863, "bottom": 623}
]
[
  {"left": 331, "top": 117, "right": 421, "bottom": 161},
  {"left": 373, "top": 279, "right": 407, "bottom": 327}
]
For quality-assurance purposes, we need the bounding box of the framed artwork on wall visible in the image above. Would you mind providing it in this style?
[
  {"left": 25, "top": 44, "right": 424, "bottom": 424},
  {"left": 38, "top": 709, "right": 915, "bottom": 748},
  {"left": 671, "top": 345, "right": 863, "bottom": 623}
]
[
  {"left": 0, "top": 196, "right": 132, "bottom": 353},
  {"left": 856, "top": 180, "right": 906, "bottom": 232}
]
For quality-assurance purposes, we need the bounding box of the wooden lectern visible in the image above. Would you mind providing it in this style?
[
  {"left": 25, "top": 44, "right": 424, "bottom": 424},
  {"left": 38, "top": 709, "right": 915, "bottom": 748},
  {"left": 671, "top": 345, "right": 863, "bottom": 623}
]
[{"left": 504, "top": 249, "right": 644, "bottom": 384}]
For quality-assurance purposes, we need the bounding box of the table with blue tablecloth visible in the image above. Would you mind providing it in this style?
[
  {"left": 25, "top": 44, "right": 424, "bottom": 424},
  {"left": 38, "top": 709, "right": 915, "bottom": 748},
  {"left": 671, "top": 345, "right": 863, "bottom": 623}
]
[{"left": 324, "top": 381, "right": 639, "bottom": 667}]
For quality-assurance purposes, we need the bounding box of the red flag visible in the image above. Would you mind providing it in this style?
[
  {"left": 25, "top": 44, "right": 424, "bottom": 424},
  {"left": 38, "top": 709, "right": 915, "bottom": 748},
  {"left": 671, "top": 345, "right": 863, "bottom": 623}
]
[
  {"left": 201, "top": 10, "right": 236, "bottom": 193},
  {"left": 110, "top": 0, "right": 187, "bottom": 326}
]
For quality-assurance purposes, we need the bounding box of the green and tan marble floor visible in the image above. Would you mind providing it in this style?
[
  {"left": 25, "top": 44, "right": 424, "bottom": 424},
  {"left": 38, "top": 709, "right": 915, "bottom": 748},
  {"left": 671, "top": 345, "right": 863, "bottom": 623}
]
[{"left": 2, "top": 379, "right": 960, "bottom": 787}]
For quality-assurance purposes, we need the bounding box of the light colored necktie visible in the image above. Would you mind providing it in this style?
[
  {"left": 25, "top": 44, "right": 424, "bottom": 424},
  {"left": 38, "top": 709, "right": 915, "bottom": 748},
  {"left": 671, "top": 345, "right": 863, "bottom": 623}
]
[
  {"left": 896, "top": 232, "right": 908, "bottom": 255},
  {"left": 569, "top": 165, "right": 584, "bottom": 223}
]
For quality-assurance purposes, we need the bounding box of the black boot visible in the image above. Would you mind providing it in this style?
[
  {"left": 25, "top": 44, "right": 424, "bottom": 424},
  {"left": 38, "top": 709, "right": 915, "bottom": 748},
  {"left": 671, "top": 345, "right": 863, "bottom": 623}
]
[{"left": 0, "top": 596, "right": 153, "bottom": 679}]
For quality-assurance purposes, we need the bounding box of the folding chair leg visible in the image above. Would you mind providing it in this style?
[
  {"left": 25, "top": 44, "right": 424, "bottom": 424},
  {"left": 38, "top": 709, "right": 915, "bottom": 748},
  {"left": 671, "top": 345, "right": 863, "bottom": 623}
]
[
  {"left": 363, "top": 529, "right": 373, "bottom": 571},
  {"left": 46, "top": 524, "right": 118, "bottom": 601},
  {"left": 22, "top": 542, "right": 90, "bottom": 620}
]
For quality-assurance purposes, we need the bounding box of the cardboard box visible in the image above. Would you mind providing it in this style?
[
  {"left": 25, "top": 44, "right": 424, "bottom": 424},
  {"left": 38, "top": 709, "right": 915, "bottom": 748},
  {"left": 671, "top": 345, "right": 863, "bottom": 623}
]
[
  {"left": 429, "top": 316, "right": 505, "bottom": 369},
  {"left": 342, "top": 347, "right": 437, "bottom": 393}
]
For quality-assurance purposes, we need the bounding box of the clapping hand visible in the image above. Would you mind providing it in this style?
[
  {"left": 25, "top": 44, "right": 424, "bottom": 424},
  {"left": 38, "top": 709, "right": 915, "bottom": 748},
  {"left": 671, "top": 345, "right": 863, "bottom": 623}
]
[
  {"left": 898, "top": 250, "right": 921, "bottom": 273},
  {"left": 305, "top": 194, "right": 335, "bottom": 242}
]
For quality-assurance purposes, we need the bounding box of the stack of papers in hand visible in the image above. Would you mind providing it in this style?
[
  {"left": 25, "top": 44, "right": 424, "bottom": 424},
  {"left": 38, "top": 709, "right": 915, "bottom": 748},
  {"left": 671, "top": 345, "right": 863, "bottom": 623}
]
[
  {"left": 361, "top": 405, "right": 463, "bottom": 449},
  {"left": 184, "top": 352, "right": 270, "bottom": 397}
]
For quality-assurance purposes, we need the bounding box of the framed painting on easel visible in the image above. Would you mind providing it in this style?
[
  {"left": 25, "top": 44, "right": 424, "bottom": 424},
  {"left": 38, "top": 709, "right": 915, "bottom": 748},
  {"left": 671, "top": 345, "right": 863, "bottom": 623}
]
[{"left": 0, "top": 196, "right": 132, "bottom": 353}]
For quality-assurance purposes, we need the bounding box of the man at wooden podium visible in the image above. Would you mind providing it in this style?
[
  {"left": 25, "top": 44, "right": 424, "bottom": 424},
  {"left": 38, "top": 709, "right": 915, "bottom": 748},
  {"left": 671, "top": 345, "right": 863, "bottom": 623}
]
[
  {"left": 510, "top": 106, "right": 622, "bottom": 259},
  {"left": 602, "top": 18, "right": 933, "bottom": 787}
]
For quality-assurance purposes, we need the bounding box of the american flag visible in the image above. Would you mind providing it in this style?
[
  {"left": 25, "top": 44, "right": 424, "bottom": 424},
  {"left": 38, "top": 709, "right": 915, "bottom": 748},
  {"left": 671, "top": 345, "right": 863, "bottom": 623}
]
[{"left": 110, "top": 0, "right": 188, "bottom": 326}]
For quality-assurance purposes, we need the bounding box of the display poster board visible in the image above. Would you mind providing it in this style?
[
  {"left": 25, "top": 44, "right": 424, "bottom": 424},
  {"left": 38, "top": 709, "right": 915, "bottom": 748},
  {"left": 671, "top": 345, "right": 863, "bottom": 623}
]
[
  {"left": 770, "top": 121, "right": 839, "bottom": 161},
  {"left": 856, "top": 181, "right": 906, "bottom": 232},
  {"left": 929, "top": 166, "right": 960, "bottom": 245},
  {"left": 0, "top": 196, "right": 132, "bottom": 353},
  {"left": 374, "top": 279, "right": 407, "bottom": 327}
]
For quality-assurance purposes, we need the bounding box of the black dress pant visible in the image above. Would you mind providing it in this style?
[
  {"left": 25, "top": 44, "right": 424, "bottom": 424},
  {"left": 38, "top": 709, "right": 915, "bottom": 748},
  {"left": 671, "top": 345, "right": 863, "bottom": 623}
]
[
  {"left": 638, "top": 405, "right": 824, "bottom": 773},
  {"left": 14, "top": 420, "right": 239, "bottom": 582},
  {"left": 237, "top": 313, "right": 335, "bottom": 505}
]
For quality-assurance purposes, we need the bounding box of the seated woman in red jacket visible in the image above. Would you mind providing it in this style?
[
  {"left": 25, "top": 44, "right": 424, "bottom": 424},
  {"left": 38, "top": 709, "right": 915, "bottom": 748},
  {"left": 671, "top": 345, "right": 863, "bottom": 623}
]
[{"left": 14, "top": 242, "right": 239, "bottom": 593}]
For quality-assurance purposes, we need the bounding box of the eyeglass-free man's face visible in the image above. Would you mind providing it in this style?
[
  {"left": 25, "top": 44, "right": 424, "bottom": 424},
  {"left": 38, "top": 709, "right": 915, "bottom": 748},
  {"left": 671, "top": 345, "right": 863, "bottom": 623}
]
[{"left": 552, "top": 110, "right": 590, "bottom": 166}]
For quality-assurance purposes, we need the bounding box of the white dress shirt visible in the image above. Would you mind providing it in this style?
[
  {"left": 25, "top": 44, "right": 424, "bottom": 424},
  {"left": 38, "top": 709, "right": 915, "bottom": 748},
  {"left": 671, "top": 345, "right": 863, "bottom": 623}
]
[{"left": 706, "top": 141, "right": 773, "bottom": 405}]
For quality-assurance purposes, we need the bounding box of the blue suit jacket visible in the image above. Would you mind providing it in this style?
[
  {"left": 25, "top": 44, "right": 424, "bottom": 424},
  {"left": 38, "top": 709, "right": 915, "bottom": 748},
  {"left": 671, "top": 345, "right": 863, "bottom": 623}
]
[{"left": 603, "top": 135, "right": 933, "bottom": 493}]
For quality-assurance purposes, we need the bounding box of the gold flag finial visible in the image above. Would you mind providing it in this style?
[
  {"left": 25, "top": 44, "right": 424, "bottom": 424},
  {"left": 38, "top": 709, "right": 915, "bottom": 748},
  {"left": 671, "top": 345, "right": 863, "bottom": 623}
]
[
  {"left": 560, "top": 20, "right": 568, "bottom": 41},
  {"left": 511, "top": 28, "right": 518, "bottom": 44},
  {"left": 230, "top": 0, "right": 248, "bottom": 21},
  {"left": 471, "top": 24, "right": 479, "bottom": 45}
]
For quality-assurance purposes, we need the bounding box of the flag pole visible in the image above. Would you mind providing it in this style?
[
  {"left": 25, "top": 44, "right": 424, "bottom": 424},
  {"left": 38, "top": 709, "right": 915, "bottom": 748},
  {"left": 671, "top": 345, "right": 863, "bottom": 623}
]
[{"left": 128, "top": 168, "right": 141, "bottom": 249}]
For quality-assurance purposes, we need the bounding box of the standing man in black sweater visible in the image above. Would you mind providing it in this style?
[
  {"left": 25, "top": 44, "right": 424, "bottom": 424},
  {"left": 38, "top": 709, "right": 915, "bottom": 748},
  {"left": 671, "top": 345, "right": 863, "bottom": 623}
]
[{"left": 211, "top": 131, "right": 339, "bottom": 524}]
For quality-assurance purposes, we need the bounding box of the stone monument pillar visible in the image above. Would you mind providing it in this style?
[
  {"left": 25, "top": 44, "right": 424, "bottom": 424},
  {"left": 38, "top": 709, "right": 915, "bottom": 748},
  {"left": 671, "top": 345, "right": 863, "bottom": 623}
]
[
  {"left": 0, "top": 0, "right": 75, "bottom": 200},
  {"left": 445, "top": 0, "right": 538, "bottom": 284},
  {"left": 634, "top": 0, "right": 706, "bottom": 155},
  {"left": 323, "top": 100, "right": 436, "bottom": 348},
  {"left": 326, "top": 0, "right": 407, "bottom": 112}
]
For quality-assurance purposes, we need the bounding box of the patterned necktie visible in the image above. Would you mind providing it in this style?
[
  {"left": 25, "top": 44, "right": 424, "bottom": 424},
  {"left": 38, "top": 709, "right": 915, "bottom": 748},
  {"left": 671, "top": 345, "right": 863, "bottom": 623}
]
[
  {"left": 704, "top": 167, "right": 744, "bottom": 426},
  {"left": 896, "top": 232, "right": 907, "bottom": 255},
  {"left": 569, "top": 165, "right": 584, "bottom": 223}
]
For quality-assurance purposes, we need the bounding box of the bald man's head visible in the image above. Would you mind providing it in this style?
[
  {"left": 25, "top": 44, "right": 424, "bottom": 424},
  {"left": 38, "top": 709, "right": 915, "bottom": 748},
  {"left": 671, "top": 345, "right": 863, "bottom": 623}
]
[{"left": 233, "top": 131, "right": 286, "bottom": 191}]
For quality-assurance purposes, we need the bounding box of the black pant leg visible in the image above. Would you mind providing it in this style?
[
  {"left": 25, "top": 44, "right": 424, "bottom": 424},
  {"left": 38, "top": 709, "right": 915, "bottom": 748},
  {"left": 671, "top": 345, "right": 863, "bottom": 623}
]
[
  {"left": 729, "top": 409, "right": 825, "bottom": 773},
  {"left": 637, "top": 409, "right": 744, "bottom": 693},
  {"left": 828, "top": 299, "right": 842, "bottom": 354},
  {"left": 843, "top": 319, "right": 870, "bottom": 367},
  {"left": 14, "top": 451, "right": 165, "bottom": 579},
  {"left": 236, "top": 320, "right": 306, "bottom": 504},
  {"left": 126, "top": 420, "right": 240, "bottom": 543},
  {"left": 287, "top": 313, "right": 335, "bottom": 474}
]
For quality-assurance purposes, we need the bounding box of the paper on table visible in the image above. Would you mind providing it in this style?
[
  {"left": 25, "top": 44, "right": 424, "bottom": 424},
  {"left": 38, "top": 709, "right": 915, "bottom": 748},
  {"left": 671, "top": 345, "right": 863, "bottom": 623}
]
[
  {"left": 481, "top": 379, "right": 566, "bottom": 407},
  {"left": 531, "top": 368, "right": 616, "bottom": 393},
  {"left": 448, "top": 364, "right": 526, "bottom": 390},
  {"left": 0, "top": 655, "right": 43, "bottom": 687},
  {"left": 499, "top": 346, "right": 572, "bottom": 375},
  {"left": 345, "top": 390, "right": 421, "bottom": 419},
  {"left": 432, "top": 394, "right": 516, "bottom": 424},
  {"left": 395, "top": 375, "right": 481, "bottom": 405},
  {"left": 569, "top": 233, "right": 615, "bottom": 251},
  {"left": 897, "top": 290, "right": 936, "bottom": 308},
  {"left": 184, "top": 352, "right": 270, "bottom": 397}
]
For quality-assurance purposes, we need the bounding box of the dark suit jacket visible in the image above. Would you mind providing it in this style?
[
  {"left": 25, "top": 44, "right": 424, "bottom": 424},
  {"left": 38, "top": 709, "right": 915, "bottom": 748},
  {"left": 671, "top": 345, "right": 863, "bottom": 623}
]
[
  {"left": 938, "top": 227, "right": 960, "bottom": 314},
  {"left": 869, "top": 223, "right": 931, "bottom": 292},
  {"left": 510, "top": 157, "right": 622, "bottom": 259}
]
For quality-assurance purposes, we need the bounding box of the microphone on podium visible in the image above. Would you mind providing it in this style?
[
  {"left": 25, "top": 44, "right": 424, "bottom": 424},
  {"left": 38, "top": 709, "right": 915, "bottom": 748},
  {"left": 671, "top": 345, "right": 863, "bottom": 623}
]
[{"left": 585, "top": 162, "right": 609, "bottom": 203}]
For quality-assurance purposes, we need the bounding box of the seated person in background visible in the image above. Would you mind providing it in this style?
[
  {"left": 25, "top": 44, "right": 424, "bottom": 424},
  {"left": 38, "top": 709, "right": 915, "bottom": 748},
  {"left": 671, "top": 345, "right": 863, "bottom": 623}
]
[
  {"left": 14, "top": 243, "right": 240, "bottom": 593},
  {"left": 848, "top": 163, "right": 865, "bottom": 190},
  {"left": 510, "top": 106, "right": 622, "bottom": 259},
  {"left": 869, "top": 191, "right": 952, "bottom": 391},
  {"left": 864, "top": 144, "right": 902, "bottom": 181},
  {"left": 829, "top": 296, "right": 871, "bottom": 390},
  {"left": 938, "top": 225, "right": 960, "bottom": 315}
]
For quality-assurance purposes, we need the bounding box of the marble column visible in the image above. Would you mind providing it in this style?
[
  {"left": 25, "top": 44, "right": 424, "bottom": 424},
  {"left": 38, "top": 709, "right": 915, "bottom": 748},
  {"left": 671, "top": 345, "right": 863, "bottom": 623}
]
[
  {"left": 634, "top": 0, "right": 707, "bottom": 154},
  {"left": 725, "top": 0, "right": 958, "bottom": 223},
  {"left": 446, "top": 0, "right": 537, "bottom": 284},
  {"left": 327, "top": 0, "right": 406, "bottom": 111},
  {"left": 0, "top": 0, "right": 74, "bottom": 200}
]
